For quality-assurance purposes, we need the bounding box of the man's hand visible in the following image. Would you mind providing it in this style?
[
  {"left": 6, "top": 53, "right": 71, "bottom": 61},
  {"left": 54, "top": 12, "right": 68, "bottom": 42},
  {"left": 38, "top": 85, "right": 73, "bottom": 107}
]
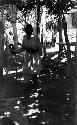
[
  {"left": 9, "top": 44, "right": 17, "bottom": 54},
  {"left": 11, "top": 50, "right": 17, "bottom": 54}
]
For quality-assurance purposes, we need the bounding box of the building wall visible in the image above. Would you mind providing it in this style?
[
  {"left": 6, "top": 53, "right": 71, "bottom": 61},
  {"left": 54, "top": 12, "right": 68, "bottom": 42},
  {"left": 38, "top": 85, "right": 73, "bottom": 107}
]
[
  {"left": 65, "top": 9, "right": 77, "bottom": 44},
  {"left": 65, "top": 9, "right": 77, "bottom": 29}
]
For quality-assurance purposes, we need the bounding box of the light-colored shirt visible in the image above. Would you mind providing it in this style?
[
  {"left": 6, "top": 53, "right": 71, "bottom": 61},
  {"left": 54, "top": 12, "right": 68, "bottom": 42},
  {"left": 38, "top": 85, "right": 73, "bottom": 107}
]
[{"left": 22, "top": 35, "right": 42, "bottom": 74}]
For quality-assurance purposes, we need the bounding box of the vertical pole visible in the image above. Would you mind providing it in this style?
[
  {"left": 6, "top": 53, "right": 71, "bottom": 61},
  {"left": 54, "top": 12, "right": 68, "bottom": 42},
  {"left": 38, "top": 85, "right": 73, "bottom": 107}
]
[
  {"left": 0, "top": 12, "right": 4, "bottom": 77},
  {"left": 59, "top": 14, "right": 63, "bottom": 50},
  {"left": 11, "top": 4, "right": 18, "bottom": 80},
  {"left": 36, "top": 0, "right": 40, "bottom": 35},
  {"left": 74, "top": 29, "right": 77, "bottom": 125},
  {"left": 11, "top": 4, "right": 18, "bottom": 50},
  {"left": 58, "top": 0, "right": 63, "bottom": 59},
  {"left": 63, "top": 15, "right": 71, "bottom": 74},
  {"left": 72, "top": 8, "right": 77, "bottom": 124},
  {"left": 25, "top": 12, "right": 27, "bottom": 25},
  {"left": 40, "top": 6, "right": 46, "bottom": 56},
  {"left": 0, "top": 10, "right": 5, "bottom": 98},
  {"left": 34, "top": 0, "right": 40, "bottom": 36},
  {"left": 74, "top": 29, "right": 77, "bottom": 78}
]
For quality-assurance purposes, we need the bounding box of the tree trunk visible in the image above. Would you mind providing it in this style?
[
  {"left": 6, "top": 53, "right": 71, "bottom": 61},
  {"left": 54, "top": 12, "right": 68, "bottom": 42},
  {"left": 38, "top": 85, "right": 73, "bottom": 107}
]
[
  {"left": 58, "top": 13, "right": 63, "bottom": 58},
  {"left": 63, "top": 15, "right": 71, "bottom": 62},
  {"left": 34, "top": 0, "right": 40, "bottom": 36},
  {"left": 73, "top": 28, "right": 77, "bottom": 125},
  {"left": 0, "top": 12, "right": 4, "bottom": 74},
  {"left": 0, "top": 11, "right": 5, "bottom": 98},
  {"left": 40, "top": 6, "right": 46, "bottom": 56},
  {"left": 12, "top": 23, "right": 18, "bottom": 49},
  {"left": 36, "top": 0, "right": 40, "bottom": 35},
  {"left": 11, "top": 4, "right": 18, "bottom": 50},
  {"left": 62, "top": 15, "right": 71, "bottom": 74}
]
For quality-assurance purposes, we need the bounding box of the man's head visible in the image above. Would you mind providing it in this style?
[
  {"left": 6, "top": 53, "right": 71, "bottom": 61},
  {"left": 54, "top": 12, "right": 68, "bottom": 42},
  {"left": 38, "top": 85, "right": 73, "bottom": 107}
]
[{"left": 24, "top": 24, "right": 33, "bottom": 36}]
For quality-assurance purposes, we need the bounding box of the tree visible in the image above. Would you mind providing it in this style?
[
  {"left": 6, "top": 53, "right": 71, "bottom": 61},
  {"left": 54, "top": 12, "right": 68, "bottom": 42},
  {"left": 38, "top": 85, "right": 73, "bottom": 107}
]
[
  {"left": 0, "top": 10, "right": 5, "bottom": 98},
  {"left": 0, "top": 0, "right": 26, "bottom": 50},
  {"left": 41, "top": 0, "right": 76, "bottom": 57},
  {"left": 11, "top": 4, "right": 18, "bottom": 49},
  {"left": 62, "top": 15, "right": 71, "bottom": 62}
]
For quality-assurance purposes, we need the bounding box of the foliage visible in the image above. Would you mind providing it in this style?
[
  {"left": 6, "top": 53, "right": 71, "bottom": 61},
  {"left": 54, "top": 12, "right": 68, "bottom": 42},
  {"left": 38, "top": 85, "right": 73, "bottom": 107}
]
[
  {"left": 23, "top": 0, "right": 36, "bottom": 12},
  {"left": 0, "top": 0, "right": 25, "bottom": 11},
  {"left": 0, "top": 0, "right": 76, "bottom": 14},
  {"left": 41, "top": 0, "right": 76, "bottom": 15}
]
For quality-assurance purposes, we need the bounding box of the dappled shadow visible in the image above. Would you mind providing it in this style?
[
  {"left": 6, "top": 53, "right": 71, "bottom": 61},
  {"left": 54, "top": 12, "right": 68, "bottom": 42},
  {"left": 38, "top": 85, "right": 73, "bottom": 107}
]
[{"left": 0, "top": 53, "right": 75, "bottom": 125}]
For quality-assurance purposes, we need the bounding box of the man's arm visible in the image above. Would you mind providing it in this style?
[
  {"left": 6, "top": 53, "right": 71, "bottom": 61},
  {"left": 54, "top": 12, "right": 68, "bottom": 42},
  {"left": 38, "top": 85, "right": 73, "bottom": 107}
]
[
  {"left": 12, "top": 35, "right": 26, "bottom": 54},
  {"left": 15, "top": 47, "right": 25, "bottom": 54}
]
